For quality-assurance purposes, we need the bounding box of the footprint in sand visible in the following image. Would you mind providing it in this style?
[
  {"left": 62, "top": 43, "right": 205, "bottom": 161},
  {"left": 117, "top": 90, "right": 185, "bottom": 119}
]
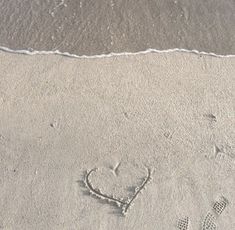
[{"left": 177, "top": 196, "right": 229, "bottom": 230}]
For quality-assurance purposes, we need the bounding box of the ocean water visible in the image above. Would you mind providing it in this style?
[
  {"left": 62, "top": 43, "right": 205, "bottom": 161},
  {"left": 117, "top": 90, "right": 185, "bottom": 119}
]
[{"left": 0, "top": 0, "right": 234, "bottom": 56}]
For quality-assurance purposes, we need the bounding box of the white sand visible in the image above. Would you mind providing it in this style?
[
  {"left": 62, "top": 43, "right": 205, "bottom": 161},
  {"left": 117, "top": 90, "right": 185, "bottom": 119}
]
[{"left": 0, "top": 51, "right": 234, "bottom": 229}]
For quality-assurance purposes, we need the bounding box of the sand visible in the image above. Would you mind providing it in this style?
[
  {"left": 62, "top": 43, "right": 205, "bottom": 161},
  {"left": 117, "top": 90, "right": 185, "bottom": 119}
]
[
  {"left": 0, "top": 0, "right": 234, "bottom": 55},
  {"left": 0, "top": 51, "right": 234, "bottom": 229}
]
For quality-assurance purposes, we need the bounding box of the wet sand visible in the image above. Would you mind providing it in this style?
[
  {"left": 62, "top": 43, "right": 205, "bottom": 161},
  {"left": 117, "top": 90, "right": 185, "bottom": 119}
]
[
  {"left": 0, "top": 0, "right": 234, "bottom": 55},
  {"left": 0, "top": 51, "right": 234, "bottom": 229}
]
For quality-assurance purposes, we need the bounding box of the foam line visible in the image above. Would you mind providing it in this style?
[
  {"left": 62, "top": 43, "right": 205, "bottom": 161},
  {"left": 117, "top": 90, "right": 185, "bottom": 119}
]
[{"left": 0, "top": 46, "right": 235, "bottom": 59}]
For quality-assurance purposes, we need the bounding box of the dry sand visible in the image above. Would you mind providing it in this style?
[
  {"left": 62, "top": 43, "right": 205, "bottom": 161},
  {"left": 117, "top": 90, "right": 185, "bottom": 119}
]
[
  {"left": 0, "top": 0, "right": 234, "bottom": 55},
  {"left": 0, "top": 51, "right": 234, "bottom": 229}
]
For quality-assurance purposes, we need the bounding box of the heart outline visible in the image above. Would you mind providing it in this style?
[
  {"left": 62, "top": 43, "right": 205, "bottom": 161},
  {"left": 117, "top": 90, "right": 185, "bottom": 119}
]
[{"left": 84, "top": 167, "right": 152, "bottom": 215}]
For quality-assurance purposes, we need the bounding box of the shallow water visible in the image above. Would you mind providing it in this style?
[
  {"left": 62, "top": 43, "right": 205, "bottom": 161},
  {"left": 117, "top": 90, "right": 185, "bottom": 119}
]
[{"left": 0, "top": 0, "right": 234, "bottom": 55}]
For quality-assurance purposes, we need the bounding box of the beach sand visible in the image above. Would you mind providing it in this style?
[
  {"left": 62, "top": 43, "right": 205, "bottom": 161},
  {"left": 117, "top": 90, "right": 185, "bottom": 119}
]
[
  {"left": 0, "top": 51, "right": 234, "bottom": 229},
  {"left": 0, "top": 0, "right": 234, "bottom": 55}
]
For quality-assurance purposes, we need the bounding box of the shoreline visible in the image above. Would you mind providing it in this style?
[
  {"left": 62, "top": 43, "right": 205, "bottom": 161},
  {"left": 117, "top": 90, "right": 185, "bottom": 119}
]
[{"left": 1, "top": 46, "right": 235, "bottom": 60}]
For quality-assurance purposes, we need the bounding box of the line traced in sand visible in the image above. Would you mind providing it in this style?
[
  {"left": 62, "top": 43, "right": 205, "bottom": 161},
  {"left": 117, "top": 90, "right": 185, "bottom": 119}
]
[{"left": 84, "top": 167, "right": 152, "bottom": 215}]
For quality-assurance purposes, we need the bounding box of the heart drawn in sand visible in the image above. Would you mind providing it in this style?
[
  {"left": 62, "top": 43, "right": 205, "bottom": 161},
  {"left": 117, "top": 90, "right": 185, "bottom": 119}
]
[{"left": 84, "top": 167, "right": 152, "bottom": 215}]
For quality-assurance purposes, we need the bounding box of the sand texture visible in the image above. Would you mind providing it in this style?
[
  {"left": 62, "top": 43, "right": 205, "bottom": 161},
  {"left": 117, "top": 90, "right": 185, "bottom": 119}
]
[
  {"left": 0, "top": 51, "right": 234, "bottom": 229},
  {"left": 0, "top": 0, "right": 234, "bottom": 55}
]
